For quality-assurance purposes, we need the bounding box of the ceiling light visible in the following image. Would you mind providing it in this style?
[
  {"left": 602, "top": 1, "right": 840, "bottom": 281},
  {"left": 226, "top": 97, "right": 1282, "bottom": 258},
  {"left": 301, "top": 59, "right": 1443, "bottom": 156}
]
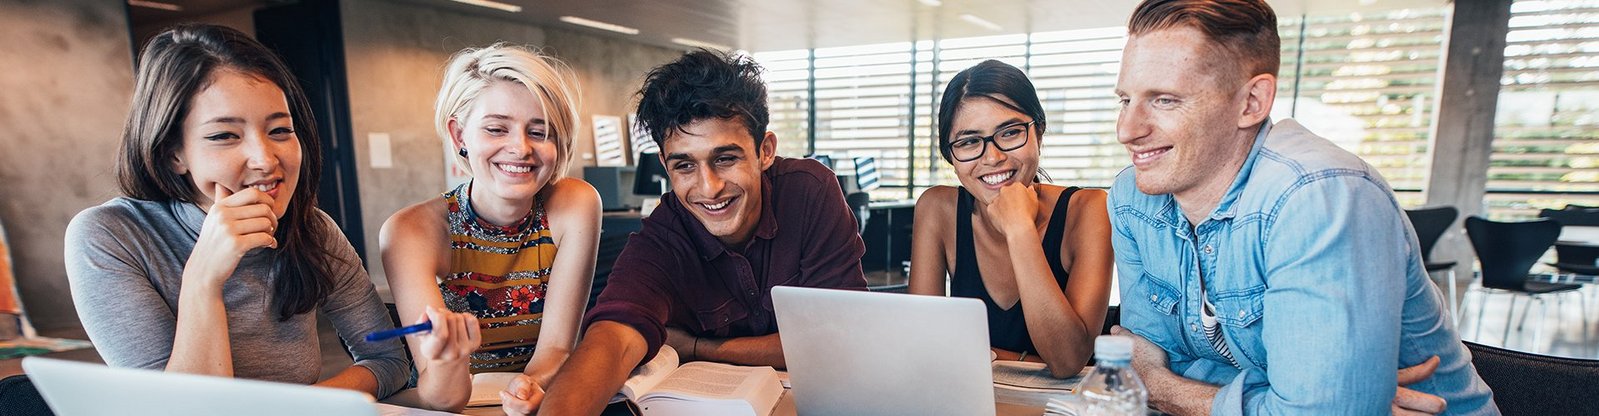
[
  {"left": 127, "top": 0, "right": 182, "bottom": 11},
  {"left": 917, "top": 0, "right": 942, "bottom": 6},
  {"left": 559, "top": 16, "right": 640, "bottom": 35},
  {"left": 670, "top": 37, "right": 731, "bottom": 51},
  {"left": 449, "top": 0, "right": 520, "bottom": 12},
  {"left": 959, "top": 14, "right": 1003, "bottom": 31}
]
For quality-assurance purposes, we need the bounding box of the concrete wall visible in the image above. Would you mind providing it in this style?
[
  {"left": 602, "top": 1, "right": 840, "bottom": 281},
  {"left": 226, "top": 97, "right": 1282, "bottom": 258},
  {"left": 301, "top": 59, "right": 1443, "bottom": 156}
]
[
  {"left": 340, "top": 0, "right": 682, "bottom": 291},
  {"left": 132, "top": 7, "right": 257, "bottom": 50},
  {"left": 0, "top": 0, "right": 135, "bottom": 331}
]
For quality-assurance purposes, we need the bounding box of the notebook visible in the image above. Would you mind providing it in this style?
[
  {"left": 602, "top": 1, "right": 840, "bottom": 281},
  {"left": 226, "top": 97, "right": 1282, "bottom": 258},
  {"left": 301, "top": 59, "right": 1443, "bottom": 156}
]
[
  {"left": 772, "top": 286, "right": 995, "bottom": 416},
  {"left": 23, "top": 357, "right": 378, "bottom": 416}
]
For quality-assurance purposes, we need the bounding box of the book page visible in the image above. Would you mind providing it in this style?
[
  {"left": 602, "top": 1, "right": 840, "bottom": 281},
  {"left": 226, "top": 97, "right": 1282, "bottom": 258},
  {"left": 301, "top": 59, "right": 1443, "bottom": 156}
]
[
  {"left": 646, "top": 362, "right": 753, "bottom": 399},
  {"left": 376, "top": 403, "right": 462, "bottom": 416},
  {"left": 992, "top": 361, "right": 1085, "bottom": 391},
  {"left": 467, "top": 372, "right": 522, "bottom": 407},
  {"left": 639, "top": 362, "right": 782, "bottom": 416},
  {"left": 614, "top": 344, "right": 682, "bottom": 403}
]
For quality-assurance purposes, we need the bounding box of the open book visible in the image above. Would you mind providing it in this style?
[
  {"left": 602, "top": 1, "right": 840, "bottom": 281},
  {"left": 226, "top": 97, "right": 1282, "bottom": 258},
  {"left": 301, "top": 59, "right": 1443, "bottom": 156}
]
[
  {"left": 612, "top": 345, "right": 784, "bottom": 416},
  {"left": 465, "top": 372, "right": 522, "bottom": 407},
  {"left": 992, "top": 360, "right": 1089, "bottom": 407}
]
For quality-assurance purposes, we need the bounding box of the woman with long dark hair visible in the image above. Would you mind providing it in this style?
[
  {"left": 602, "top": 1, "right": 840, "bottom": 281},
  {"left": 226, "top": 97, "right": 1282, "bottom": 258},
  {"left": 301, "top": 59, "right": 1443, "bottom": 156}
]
[
  {"left": 908, "top": 60, "right": 1114, "bottom": 379},
  {"left": 64, "top": 24, "right": 408, "bottom": 397}
]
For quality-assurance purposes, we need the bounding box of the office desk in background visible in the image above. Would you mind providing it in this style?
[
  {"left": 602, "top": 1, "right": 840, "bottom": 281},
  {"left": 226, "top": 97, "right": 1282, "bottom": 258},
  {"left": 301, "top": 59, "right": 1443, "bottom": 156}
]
[
  {"left": 862, "top": 200, "right": 915, "bottom": 291},
  {"left": 589, "top": 210, "right": 646, "bottom": 308}
]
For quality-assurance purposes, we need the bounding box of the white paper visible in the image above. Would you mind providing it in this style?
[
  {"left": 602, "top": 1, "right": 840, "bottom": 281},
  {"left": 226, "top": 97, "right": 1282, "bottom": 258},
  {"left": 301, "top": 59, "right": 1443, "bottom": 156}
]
[{"left": 369, "top": 132, "right": 393, "bottom": 168}]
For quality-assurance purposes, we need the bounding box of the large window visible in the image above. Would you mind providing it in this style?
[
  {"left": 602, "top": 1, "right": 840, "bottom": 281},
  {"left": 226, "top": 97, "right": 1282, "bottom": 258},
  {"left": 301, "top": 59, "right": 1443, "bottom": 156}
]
[
  {"left": 1278, "top": 9, "right": 1448, "bottom": 207},
  {"left": 1486, "top": 1, "right": 1599, "bottom": 218},
  {"left": 752, "top": 2, "right": 1599, "bottom": 216}
]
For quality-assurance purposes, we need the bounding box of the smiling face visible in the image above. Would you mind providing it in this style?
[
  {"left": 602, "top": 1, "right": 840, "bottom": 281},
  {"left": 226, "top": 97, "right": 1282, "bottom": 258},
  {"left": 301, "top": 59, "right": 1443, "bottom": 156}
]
[
  {"left": 661, "top": 117, "right": 777, "bottom": 247},
  {"left": 948, "top": 96, "right": 1041, "bottom": 202},
  {"left": 172, "top": 69, "right": 301, "bottom": 217},
  {"left": 451, "top": 80, "right": 559, "bottom": 207},
  {"left": 1115, "top": 26, "right": 1257, "bottom": 200}
]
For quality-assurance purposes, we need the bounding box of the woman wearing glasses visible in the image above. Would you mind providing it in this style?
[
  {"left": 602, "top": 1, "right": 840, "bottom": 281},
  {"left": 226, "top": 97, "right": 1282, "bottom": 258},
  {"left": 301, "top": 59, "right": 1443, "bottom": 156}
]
[{"left": 908, "top": 60, "right": 1113, "bottom": 379}]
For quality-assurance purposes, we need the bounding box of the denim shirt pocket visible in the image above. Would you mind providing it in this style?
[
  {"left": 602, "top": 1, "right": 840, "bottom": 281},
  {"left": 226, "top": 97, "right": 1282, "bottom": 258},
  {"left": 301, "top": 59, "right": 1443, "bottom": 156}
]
[
  {"left": 1138, "top": 274, "right": 1181, "bottom": 315},
  {"left": 692, "top": 298, "right": 749, "bottom": 337},
  {"left": 1210, "top": 286, "right": 1266, "bottom": 367},
  {"left": 1129, "top": 273, "right": 1185, "bottom": 351}
]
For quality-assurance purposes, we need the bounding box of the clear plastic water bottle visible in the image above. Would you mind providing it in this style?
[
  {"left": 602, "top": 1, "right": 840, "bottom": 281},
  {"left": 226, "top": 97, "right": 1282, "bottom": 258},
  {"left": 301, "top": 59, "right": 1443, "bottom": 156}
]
[{"left": 1074, "top": 335, "right": 1148, "bottom": 416}]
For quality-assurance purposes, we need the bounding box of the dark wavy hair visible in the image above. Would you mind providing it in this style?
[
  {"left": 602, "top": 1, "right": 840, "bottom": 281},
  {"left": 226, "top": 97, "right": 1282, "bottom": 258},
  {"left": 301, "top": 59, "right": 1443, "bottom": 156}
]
[
  {"left": 936, "top": 60, "right": 1050, "bottom": 181},
  {"left": 635, "top": 50, "right": 769, "bottom": 151},
  {"left": 116, "top": 24, "right": 339, "bottom": 322}
]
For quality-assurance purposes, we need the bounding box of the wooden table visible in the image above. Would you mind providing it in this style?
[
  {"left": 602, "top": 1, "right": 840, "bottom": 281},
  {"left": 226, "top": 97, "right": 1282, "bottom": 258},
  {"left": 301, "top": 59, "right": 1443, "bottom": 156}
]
[
  {"left": 0, "top": 344, "right": 101, "bottom": 379},
  {"left": 433, "top": 389, "right": 1049, "bottom": 416}
]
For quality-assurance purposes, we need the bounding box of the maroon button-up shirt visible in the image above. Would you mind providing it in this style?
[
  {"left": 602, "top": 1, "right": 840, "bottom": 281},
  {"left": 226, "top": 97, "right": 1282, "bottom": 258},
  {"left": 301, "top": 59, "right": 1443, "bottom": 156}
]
[{"left": 584, "top": 157, "right": 868, "bottom": 365}]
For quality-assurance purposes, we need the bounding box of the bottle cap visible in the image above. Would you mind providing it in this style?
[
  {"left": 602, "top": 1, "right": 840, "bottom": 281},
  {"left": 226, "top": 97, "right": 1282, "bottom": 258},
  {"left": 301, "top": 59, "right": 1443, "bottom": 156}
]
[{"left": 1094, "top": 335, "right": 1134, "bottom": 360}]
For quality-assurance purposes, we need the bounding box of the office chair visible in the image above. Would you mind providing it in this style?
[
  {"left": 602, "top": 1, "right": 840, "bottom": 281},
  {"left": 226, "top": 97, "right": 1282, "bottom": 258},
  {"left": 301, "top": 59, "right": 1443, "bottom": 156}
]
[
  {"left": 1465, "top": 216, "right": 1584, "bottom": 347},
  {"left": 1406, "top": 206, "right": 1460, "bottom": 319},
  {"left": 1466, "top": 340, "right": 1599, "bottom": 416}
]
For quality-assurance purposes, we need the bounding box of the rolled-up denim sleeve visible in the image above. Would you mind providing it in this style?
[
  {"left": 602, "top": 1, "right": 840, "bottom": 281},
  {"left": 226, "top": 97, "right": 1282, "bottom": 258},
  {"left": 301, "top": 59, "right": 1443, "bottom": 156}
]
[{"left": 1214, "top": 175, "right": 1408, "bottom": 415}]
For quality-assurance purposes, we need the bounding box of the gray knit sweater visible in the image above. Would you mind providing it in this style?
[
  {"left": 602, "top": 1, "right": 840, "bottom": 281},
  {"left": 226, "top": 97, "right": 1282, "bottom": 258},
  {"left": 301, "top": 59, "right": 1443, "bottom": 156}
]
[{"left": 64, "top": 197, "right": 409, "bottom": 397}]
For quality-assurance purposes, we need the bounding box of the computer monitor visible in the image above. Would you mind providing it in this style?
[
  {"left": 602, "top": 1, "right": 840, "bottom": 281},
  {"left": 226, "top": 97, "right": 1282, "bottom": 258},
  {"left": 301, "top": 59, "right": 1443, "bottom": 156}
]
[
  {"left": 808, "top": 154, "right": 835, "bottom": 171},
  {"left": 584, "top": 166, "right": 644, "bottom": 211},
  {"left": 633, "top": 151, "right": 670, "bottom": 196},
  {"left": 853, "top": 156, "right": 880, "bottom": 192}
]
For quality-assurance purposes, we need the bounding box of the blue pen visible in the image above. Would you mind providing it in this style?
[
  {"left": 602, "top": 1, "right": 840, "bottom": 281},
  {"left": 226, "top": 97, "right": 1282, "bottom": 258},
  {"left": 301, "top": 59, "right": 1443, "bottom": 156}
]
[{"left": 365, "top": 321, "right": 432, "bottom": 342}]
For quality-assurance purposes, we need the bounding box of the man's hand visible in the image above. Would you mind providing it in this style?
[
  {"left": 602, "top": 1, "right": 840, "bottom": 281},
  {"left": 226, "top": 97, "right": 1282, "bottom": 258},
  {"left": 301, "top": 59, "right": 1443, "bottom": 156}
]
[
  {"left": 665, "top": 327, "right": 699, "bottom": 361},
  {"left": 1393, "top": 355, "right": 1446, "bottom": 415},
  {"left": 500, "top": 373, "right": 546, "bottom": 416},
  {"left": 1111, "top": 325, "right": 1169, "bottom": 378}
]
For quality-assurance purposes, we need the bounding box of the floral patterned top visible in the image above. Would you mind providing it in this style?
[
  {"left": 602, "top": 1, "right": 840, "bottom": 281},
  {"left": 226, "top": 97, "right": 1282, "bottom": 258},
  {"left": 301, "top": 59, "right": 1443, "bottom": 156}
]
[{"left": 440, "top": 182, "right": 555, "bottom": 373}]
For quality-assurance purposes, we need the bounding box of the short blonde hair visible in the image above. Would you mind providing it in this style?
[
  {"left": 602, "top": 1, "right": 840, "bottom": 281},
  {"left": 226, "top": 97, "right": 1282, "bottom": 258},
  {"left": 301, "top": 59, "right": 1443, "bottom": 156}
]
[{"left": 435, "top": 43, "right": 581, "bottom": 180}]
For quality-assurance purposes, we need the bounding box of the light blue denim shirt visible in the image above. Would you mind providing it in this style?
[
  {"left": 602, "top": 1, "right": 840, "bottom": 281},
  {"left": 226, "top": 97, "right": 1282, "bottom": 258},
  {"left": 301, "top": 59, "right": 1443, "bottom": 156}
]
[{"left": 1108, "top": 119, "right": 1497, "bottom": 415}]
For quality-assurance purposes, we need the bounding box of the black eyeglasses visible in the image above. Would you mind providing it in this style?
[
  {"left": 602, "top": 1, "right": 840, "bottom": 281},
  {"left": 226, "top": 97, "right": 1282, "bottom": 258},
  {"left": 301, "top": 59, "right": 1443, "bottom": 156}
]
[{"left": 946, "top": 120, "right": 1035, "bottom": 162}]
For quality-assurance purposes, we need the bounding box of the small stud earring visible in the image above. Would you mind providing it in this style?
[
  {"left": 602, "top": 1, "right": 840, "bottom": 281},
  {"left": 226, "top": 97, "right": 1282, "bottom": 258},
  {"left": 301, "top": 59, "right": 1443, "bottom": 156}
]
[{"left": 458, "top": 148, "right": 468, "bottom": 157}]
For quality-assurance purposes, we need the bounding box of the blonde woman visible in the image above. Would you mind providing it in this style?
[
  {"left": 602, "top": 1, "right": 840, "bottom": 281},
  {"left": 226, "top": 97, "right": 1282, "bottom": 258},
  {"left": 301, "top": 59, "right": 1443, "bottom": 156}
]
[{"left": 380, "top": 44, "right": 600, "bottom": 414}]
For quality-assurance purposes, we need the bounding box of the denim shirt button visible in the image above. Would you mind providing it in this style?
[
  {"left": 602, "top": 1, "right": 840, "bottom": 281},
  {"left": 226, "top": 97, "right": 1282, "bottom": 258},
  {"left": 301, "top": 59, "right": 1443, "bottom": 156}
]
[
  {"left": 1150, "top": 295, "right": 1158, "bottom": 302},
  {"left": 1190, "top": 324, "right": 1198, "bottom": 331},
  {"left": 1203, "top": 245, "right": 1214, "bottom": 255},
  {"left": 1237, "top": 309, "right": 1246, "bottom": 318}
]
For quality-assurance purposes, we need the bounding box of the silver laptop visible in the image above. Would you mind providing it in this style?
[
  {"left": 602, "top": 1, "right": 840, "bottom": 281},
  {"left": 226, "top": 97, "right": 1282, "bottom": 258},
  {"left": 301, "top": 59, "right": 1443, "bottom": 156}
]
[
  {"left": 23, "top": 357, "right": 378, "bottom": 416},
  {"left": 772, "top": 286, "right": 995, "bottom": 416}
]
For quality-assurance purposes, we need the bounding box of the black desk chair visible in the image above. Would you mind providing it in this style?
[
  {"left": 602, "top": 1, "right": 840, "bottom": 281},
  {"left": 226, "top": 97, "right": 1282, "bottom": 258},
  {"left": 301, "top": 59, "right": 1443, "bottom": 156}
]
[
  {"left": 1551, "top": 243, "right": 1599, "bottom": 276},
  {"left": 1406, "top": 206, "right": 1460, "bottom": 319},
  {"left": 1465, "top": 217, "right": 1583, "bottom": 346},
  {"left": 845, "top": 192, "right": 872, "bottom": 235},
  {"left": 1539, "top": 207, "right": 1599, "bottom": 227},
  {"left": 0, "top": 375, "right": 52, "bottom": 416},
  {"left": 1466, "top": 341, "right": 1599, "bottom": 416},
  {"left": 1100, "top": 305, "right": 1120, "bottom": 336}
]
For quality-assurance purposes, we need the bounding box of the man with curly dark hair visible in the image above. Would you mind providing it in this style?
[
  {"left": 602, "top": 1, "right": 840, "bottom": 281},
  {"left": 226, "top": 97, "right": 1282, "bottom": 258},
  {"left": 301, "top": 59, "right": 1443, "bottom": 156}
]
[{"left": 537, "top": 50, "right": 868, "bottom": 415}]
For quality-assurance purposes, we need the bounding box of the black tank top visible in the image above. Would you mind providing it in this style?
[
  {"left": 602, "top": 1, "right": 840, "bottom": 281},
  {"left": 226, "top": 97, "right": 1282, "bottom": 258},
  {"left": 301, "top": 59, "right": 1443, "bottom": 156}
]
[{"left": 951, "top": 186, "right": 1077, "bottom": 355}]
